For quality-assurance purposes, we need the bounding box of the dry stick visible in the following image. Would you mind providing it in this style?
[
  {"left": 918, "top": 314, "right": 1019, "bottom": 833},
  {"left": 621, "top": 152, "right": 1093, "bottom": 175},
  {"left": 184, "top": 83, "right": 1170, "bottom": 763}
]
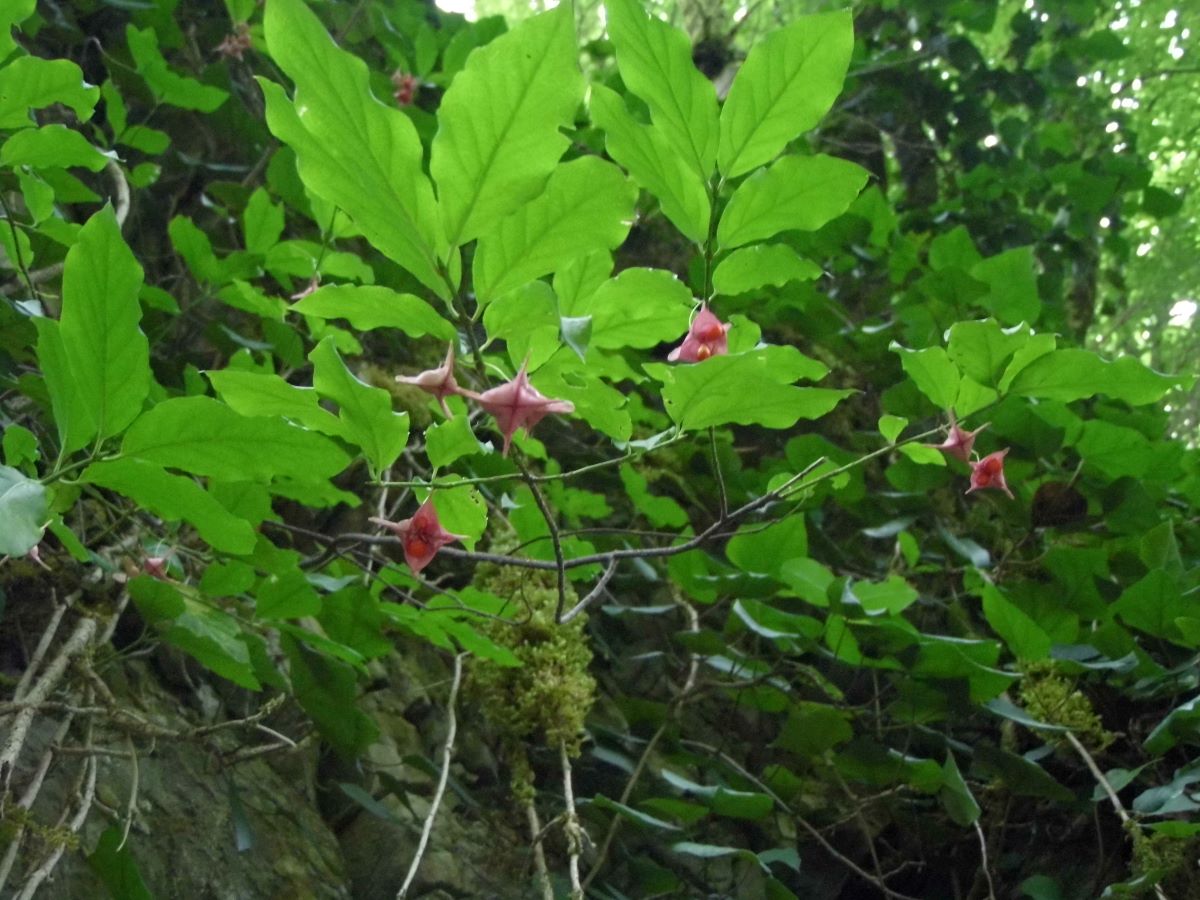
[
  {"left": 8, "top": 593, "right": 70, "bottom": 703},
  {"left": 117, "top": 734, "right": 139, "bottom": 852},
  {"left": 560, "top": 742, "right": 585, "bottom": 900},
  {"left": 397, "top": 653, "right": 464, "bottom": 900},
  {"left": 581, "top": 595, "right": 701, "bottom": 892},
  {"left": 973, "top": 821, "right": 996, "bottom": 900},
  {"left": 516, "top": 459, "right": 568, "bottom": 622},
  {"left": 0, "top": 616, "right": 97, "bottom": 789},
  {"left": 559, "top": 556, "right": 619, "bottom": 624},
  {"left": 16, "top": 746, "right": 97, "bottom": 900},
  {"left": 1065, "top": 731, "right": 1170, "bottom": 900},
  {"left": 526, "top": 798, "right": 555, "bottom": 900},
  {"left": 0, "top": 714, "right": 74, "bottom": 895}
]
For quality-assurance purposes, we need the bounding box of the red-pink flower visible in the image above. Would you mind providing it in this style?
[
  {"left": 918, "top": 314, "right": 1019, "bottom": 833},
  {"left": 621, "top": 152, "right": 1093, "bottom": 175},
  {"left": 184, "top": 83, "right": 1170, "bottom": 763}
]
[
  {"left": 466, "top": 357, "right": 574, "bottom": 456},
  {"left": 966, "top": 448, "right": 1014, "bottom": 499},
  {"left": 144, "top": 556, "right": 170, "bottom": 580},
  {"left": 395, "top": 343, "right": 463, "bottom": 417},
  {"left": 669, "top": 304, "right": 730, "bottom": 363},
  {"left": 370, "top": 498, "right": 466, "bottom": 575},
  {"left": 929, "top": 412, "right": 989, "bottom": 463}
]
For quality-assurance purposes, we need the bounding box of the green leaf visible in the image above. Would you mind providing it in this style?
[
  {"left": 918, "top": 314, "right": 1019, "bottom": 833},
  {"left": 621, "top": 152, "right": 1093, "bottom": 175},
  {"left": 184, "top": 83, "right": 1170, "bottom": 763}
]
[
  {"left": 168, "top": 216, "right": 223, "bottom": 284},
  {"left": 671, "top": 841, "right": 747, "bottom": 859},
  {"left": 649, "top": 349, "right": 848, "bottom": 431},
  {"left": 121, "top": 396, "right": 350, "bottom": 482},
  {"left": 971, "top": 247, "right": 1040, "bottom": 325},
  {"left": 0, "top": 0, "right": 37, "bottom": 59},
  {"left": 2, "top": 425, "right": 38, "bottom": 467},
  {"left": 605, "top": 0, "right": 718, "bottom": 178},
  {"left": 260, "top": 0, "right": 446, "bottom": 297},
  {"left": 0, "top": 465, "right": 47, "bottom": 556},
  {"left": 727, "top": 516, "right": 807, "bottom": 578},
  {"left": 256, "top": 568, "right": 320, "bottom": 619},
  {"left": 591, "top": 794, "right": 682, "bottom": 831},
  {"left": 879, "top": 414, "right": 907, "bottom": 444},
  {"left": 57, "top": 205, "right": 151, "bottom": 448},
  {"left": 426, "top": 415, "right": 487, "bottom": 469},
  {"left": 243, "top": 187, "right": 285, "bottom": 255},
  {"left": 82, "top": 458, "right": 256, "bottom": 555},
  {"left": 473, "top": 157, "right": 637, "bottom": 302},
  {"left": 1113, "top": 570, "right": 1186, "bottom": 641},
  {"left": 431, "top": 2, "right": 583, "bottom": 246},
  {"left": 780, "top": 557, "right": 835, "bottom": 606},
  {"left": 1007, "top": 349, "right": 1182, "bottom": 405},
  {"left": 1077, "top": 420, "right": 1152, "bottom": 479},
  {"left": 946, "top": 319, "right": 1028, "bottom": 386},
  {"left": 588, "top": 84, "right": 710, "bottom": 243},
  {"left": 1, "top": 125, "right": 109, "bottom": 171},
  {"left": 717, "top": 154, "right": 869, "bottom": 249},
  {"left": 733, "top": 599, "right": 822, "bottom": 641},
  {"left": 718, "top": 10, "right": 853, "bottom": 178},
  {"left": 0, "top": 56, "right": 99, "bottom": 128},
  {"left": 712, "top": 244, "right": 822, "bottom": 296},
  {"left": 291, "top": 285, "right": 454, "bottom": 339},
  {"left": 711, "top": 788, "right": 774, "bottom": 820},
  {"left": 87, "top": 826, "right": 153, "bottom": 900},
  {"left": 891, "top": 343, "right": 959, "bottom": 410},
  {"left": 126, "top": 25, "right": 228, "bottom": 111},
  {"left": 1145, "top": 695, "right": 1200, "bottom": 756},
  {"left": 975, "top": 576, "right": 1052, "bottom": 660},
  {"left": 939, "top": 752, "right": 981, "bottom": 826},
  {"left": 572, "top": 267, "right": 693, "bottom": 349},
  {"left": 208, "top": 369, "right": 344, "bottom": 437},
  {"left": 619, "top": 464, "right": 687, "bottom": 528},
  {"left": 310, "top": 337, "right": 409, "bottom": 476},
  {"left": 34, "top": 319, "right": 91, "bottom": 454},
  {"left": 283, "top": 635, "right": 378, "bottom": 758},
  {"left": 851, "top": 576, "right": 919, "bottom": 615},
  {"left": 168, "top": 602, "right": 260, "bottom": 689}
]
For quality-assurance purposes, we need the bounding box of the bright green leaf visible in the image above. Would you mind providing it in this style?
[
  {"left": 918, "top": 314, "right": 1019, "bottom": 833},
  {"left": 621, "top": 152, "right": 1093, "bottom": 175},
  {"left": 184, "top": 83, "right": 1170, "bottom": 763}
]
[
  {"left": 717, "top": 154, "right": 869, "bottom": 249},
  {"left": 890, "top": 343, "right": 959, "bottom": 410},
  {"left": 431, "top": 2, "right": 583, "bottom": 246},
  {"left": 718, "top": 10, "right": 853, "bottom": 178},
  {"left": 712, "top": 244, "right": 822, "bottom": 296},
  {"left": 126, "top": 25, "right": 228, "bottom": 111},
  {"left": 573, "top": 267, "right": 693, "bottom": 349},
  {"left": 291, "top": 285, "right": 455, "bottom": 339},
  {"left": 1008, "top": 349, "right": 1182, "bottom": 405},
  {"left": 1, "top": 125, "right": 109, "bottom": 171},
  {"left": 473, "top": 157, "right": 637, "bottom": 302},
  {"left": 0, "top": 56, "right": 99, "bottom": 128}
]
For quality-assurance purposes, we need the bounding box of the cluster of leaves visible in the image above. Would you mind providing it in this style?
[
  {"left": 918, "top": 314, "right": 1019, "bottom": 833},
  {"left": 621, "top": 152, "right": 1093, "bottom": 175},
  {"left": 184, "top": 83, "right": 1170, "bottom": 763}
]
[{"left": 1, "top": 0, "right": 1198, "bottom": 897}]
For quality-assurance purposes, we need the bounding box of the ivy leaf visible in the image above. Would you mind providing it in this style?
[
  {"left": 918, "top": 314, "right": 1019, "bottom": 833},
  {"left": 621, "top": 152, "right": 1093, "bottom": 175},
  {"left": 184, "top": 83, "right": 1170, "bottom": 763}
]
[
  {"left": 431, "top": 2, "right": 583, "bottom": 247},
  {"left": 260, "top": 0, "right": 447, "bottom": 297},
  {"left": 718, "top": 154, "right": 869, "bottom": 249},
  {"left": 291, "top": 285, "right": 454, "bottom": 339},
  {"left": 1007, "top": 349, "right": 1183, "bottom": 405},
  {"left": 126, "top": 25, "right": 228, "bottom": 111},
  {"left": 473, "top": 157, "right": 637, "bottom": 302},
  {"left": 718, "top": 10, "right": 853, "bottom": 178},
  {"left": 82, "top": 458, "right": 256, "bottom": 555},
  {"left": 57, "top": 205, "right": 151, "bottom": 449},
  {"left": 605, "top": 0, "right": 718, "bottom": 179},
  {"left": 121, "top": 396, "right": 350, "bottom": 483},
  {"left": 0, "top": 56, "right": 100, "bottom": 128},
  {"left": 712, "top": 244, "right": 822, "bottom": 296},
  {"left": 0, "top": 125, "right": 110, "bottom": 171},
  {"left": 310, "top": 337, "right": 410, "bottom": 477},
  {"left": 648, "top": 349, "right": 850, "bottom": 431},
  {"left": 0, "top": 465, "right": 47, "bottom": 556},
  {"left": 588, "top": 84, "right": 710, "bottom": 244}
]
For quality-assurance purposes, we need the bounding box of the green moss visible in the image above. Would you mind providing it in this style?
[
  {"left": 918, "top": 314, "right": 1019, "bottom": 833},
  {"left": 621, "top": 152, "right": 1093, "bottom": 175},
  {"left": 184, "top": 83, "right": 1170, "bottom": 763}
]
[
  {"left": 467, "top": 559, "right": 596, "bottom": 769},
  {"left": 1131, "top": 829, "right": 1200, "bottom": 895},
  {"left": 1018, "top": 660, "right": 1113, "bottom": 751}
]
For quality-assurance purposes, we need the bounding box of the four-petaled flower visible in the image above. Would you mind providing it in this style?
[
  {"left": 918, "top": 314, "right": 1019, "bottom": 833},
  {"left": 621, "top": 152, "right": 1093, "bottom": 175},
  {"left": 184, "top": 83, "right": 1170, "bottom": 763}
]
[
  {"left": 391, "top": 71, "right": 419, "bottom": 106},
  {"left": 395, "top": 343, "right": 463, "bottom": 417},
  {"left": 466, "top": 357, "right": 574, "bottom": 456},
  {"left": 929, "top": 412, "right": 989, "bottom": 463},
  {"left": 669, "top": 304, "right": 730, "bottom": 363},
  {"left": 371, "top": 498, "right": 467, "bottom": 575},
  {"left": 967, "top": 448, "right": 1014, "bottom": 499}
]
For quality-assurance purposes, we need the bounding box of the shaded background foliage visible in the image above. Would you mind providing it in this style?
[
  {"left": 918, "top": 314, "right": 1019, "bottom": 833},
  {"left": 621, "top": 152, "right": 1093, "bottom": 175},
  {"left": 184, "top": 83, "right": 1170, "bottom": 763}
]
[{"left": 1, "top": 0, "right": 1199, "bottom": 899}]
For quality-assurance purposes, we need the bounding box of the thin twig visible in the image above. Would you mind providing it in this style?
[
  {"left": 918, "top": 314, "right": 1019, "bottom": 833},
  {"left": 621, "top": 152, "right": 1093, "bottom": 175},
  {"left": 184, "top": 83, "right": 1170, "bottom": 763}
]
[
  {"left": 517, "top": 460, "right": 568, "bottom": 622},
  {"left": 397, "top": 653, "right": 464, "bottom": 900},
  {"left": 526, "top": 798, "right": 554, "bottom": 900},
  {"left": 973, "top": 820, "right": 996, "bottom": 900},
  {"left": 9, "top": 592, "right": 70, "bottom": 703},
  {"left": 559, "top": 557, "right": 619, "bottom": 624},
  {"left": 117, "top": 735, "right": 139, "bottom": 851},
  {"left": 709, "top": 427, "right": 728, "bottom": 519},
  {"left": 560, "top": 742, "right": 584, "bottom": 900}
]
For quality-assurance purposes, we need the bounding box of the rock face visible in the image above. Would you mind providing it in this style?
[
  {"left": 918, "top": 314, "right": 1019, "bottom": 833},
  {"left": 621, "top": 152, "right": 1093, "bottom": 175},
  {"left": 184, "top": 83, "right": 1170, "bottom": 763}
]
[{"left": 1, "top": 629, "right": 529, "bottom": 899}]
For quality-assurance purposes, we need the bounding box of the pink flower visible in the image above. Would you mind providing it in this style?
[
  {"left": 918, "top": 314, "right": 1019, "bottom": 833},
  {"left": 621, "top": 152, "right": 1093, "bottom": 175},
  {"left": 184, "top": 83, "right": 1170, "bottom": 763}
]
[
  {"left": 929, "top": 412, "right": 989, "bottom": 463},
  {"left": 370, "top": 498, "right": 467, "bottom": 575},
  {"left": 395, "top": 343, "right": 463, "bottom": 417},
  {"left": 669, "top": 304, "right": 730, "bottom": 363},
  {"left": 966, "top": 449, "right": 1014, "bottom": 499},
  {"left": 465, "top": 357, "right": 574, "bottom": 456},
  {"left": 144, "top": 556, "right": 170, "bottom": 580}
]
